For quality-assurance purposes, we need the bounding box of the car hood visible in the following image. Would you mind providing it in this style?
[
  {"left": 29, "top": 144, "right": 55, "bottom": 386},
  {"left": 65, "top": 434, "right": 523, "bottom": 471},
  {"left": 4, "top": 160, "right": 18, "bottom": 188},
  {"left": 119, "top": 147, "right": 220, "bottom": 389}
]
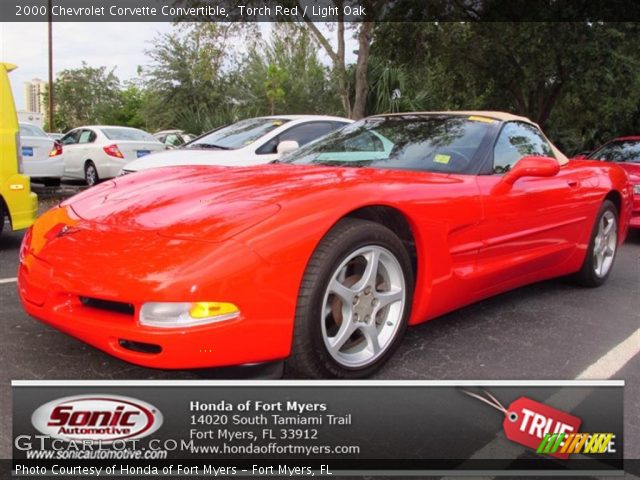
[
  {"left": 63, "top": 163, "right": 461, "bottom": 243},
  {"left": 123, "top": 148, "right": 259, "bottom": 171}
]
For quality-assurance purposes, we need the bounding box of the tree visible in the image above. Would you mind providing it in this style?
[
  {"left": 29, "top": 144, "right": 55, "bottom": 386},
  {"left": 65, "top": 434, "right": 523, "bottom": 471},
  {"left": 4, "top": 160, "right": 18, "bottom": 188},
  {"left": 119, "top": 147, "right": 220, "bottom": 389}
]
[
  {"left": 298, "top": 8, "right": 374, "bottom": 120},
  {"left": 373, "top": 22, "right": 640, "bottom": 151},
  {"left": 102, "top": 83, "right": 147, "bottom": 129},
  {"left": 44, "top": 62, "right": 121, "bottom": 132},
  {"left": 237, "top": 23, "right": 340, "bottom": 116},
  {"left": 142, "top": 23, "right": 247, "bottom": 133}
]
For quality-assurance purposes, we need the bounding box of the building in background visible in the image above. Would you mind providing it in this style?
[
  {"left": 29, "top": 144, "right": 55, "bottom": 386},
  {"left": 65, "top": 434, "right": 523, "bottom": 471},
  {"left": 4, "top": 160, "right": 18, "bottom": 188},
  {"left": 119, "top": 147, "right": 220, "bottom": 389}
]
[{"left": 24, "top": 78, "right": 47, "bottom": 114}]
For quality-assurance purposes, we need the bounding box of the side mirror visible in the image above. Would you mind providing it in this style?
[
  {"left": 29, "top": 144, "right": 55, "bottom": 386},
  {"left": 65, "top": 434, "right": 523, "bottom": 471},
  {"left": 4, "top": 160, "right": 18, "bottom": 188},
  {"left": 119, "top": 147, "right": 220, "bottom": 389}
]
[
  {"left": 493, "top": 156, "right": 560, "bottom": 194},
  {"left": 277, "top": 140, "right": 299, "bottom": 155}
]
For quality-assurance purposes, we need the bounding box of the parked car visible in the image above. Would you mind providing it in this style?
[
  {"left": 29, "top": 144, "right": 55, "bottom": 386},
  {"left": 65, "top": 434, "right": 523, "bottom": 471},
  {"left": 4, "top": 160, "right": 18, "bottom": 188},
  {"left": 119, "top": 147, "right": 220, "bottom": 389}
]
[
  {"left": 0, "top": 63, "right": 37, "bottom": 238},
  {"left": 60, "top": 126, "right": 165, "bottom": 185},
  {"left": 18, "top": 112, "right": 632, "bottom": 378},
  {"left": 121, "top": 115, "right": 352, "bottom": 174},
  {"left": 575, "top": 137, "right": 640, "bottom": 229},
  {"left": 19, "top": 122, "right": 64, "bottom": 186},
  {"left": 48, "top": 132, "right": 64, "bottom": 141},
  {"left": 153, "top": 129, "right": 195, "bottom": 148}
]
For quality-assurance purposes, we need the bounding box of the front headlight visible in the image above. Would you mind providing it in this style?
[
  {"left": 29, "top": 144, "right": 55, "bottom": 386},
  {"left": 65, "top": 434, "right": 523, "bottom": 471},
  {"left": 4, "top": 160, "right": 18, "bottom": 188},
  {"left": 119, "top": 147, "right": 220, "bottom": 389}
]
[
  {"left": 139, "top": 302, "right": 240, "bottom": 328},
  {"left": 634, "top": 184, "right": 640, "bottom": 195}
]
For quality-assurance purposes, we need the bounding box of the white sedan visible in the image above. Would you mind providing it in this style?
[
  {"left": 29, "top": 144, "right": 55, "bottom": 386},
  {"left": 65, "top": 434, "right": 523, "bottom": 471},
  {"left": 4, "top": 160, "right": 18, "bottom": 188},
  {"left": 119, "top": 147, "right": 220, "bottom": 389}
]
[
  {"left": 60, "top": 126, "right": 165, "bottom": 185},
  {"left": 121, "top": 115, "right": 352, "bottom": 174},
  {"left": 19, "top": 122, "right": 65, "bottom": 186}
]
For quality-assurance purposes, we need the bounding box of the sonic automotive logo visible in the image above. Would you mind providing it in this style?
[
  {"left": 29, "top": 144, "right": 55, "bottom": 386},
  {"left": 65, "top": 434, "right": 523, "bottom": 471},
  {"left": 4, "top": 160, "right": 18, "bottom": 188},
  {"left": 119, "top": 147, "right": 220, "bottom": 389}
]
[{"left": 31, "top": 395, "right": 163, "bottom": 443}]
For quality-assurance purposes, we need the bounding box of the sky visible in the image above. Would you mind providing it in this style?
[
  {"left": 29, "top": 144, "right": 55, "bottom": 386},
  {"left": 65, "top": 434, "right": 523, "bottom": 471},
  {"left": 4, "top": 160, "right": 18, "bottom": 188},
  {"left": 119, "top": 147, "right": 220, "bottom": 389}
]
[
  {"left": 0, "top": 21, "right": 353, "bottom": 111},
  {"left": 1, "top": 22, "right": 173, "bottom": 110}
]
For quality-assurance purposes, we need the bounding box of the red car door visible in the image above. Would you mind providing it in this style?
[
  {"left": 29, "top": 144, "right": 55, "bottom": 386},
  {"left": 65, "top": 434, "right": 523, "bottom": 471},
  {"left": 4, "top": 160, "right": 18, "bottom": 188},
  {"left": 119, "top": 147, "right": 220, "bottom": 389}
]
[{"left": 473, "top": 121, "right": 584, "bottom": 296}]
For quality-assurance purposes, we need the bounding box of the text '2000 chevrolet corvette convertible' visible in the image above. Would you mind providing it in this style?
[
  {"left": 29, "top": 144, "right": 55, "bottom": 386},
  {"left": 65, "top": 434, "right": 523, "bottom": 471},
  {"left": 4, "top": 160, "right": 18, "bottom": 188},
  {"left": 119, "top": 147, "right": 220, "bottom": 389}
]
[{"left": 18, "top": 112, "right": 633, "bottom": 378}]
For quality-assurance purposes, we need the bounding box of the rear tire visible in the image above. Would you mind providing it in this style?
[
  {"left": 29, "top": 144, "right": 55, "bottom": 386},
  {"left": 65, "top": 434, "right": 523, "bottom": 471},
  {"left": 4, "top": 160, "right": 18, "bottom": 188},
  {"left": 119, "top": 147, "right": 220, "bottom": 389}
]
[
  {"left": 84, "top": 161, "right": 99, "bottom": 187},
  {"left": 574, "top": 200, "right": 619, "bottom": 287},
  {"left": 287, "top": 218, "right": 414, "bottom": 379}
]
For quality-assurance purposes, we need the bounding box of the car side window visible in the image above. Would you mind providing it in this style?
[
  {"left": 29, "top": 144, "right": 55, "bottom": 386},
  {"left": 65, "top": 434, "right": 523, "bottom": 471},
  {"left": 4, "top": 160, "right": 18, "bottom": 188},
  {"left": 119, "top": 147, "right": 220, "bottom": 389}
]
[
  {"left": 256, "top": 122, "right": 337, "bottom": 155},
  {"left": 165, "top": 134, "right": 181, "bottom": 146},
  {"left": 78, "top": 130, "right": 95, "bottom": 144},
  {"left": 493, "top": 122, "right": 554, "bottom": 174},
  {"left": 589, "top": 141, "right": 640, "bottom": 163},
  {"left": 61, "top": 130, "right": 81, "bottom": 145}
]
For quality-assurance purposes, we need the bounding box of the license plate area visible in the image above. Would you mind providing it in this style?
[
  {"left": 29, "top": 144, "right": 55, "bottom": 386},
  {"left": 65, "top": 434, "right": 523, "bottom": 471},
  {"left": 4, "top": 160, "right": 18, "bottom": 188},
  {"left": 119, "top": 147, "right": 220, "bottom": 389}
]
[
  {"left": 136, "top": 150, "right": 150, "bottom": 158},
  {"left": 22, "top": 146, "right": 34, "bottom": 157}
]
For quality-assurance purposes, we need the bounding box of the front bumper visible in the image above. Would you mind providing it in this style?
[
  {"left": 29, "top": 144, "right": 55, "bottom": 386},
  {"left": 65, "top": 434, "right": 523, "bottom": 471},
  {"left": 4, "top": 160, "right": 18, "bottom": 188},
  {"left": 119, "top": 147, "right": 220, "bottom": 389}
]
[{"left": 17, "top": 211, "right": 299, "bottom": 370}]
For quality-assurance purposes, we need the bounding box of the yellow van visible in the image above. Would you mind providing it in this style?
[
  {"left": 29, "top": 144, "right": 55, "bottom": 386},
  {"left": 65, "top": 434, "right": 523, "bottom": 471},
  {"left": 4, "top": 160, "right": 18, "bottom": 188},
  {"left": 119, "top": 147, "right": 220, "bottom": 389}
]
[{"left": 0, "top": 63, "right": 37, "bottom": 237}]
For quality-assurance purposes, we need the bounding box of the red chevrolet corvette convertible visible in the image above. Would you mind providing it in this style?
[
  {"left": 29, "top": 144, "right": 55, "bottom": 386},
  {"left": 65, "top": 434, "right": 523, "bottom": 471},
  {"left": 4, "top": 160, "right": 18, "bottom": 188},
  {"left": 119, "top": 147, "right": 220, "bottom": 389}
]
[
  {"left": 18, "top": 112, "right": 633, "bottom": 378},
  {"left": 574, "top": 136, "right": 640, "bottom": 229}
]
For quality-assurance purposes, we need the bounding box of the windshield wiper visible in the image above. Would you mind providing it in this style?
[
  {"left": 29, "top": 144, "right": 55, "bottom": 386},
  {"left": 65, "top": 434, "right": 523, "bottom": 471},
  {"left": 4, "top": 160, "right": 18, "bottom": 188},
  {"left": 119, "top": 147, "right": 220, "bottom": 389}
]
[{"left": 188, "top": 143, "right": 232, "bottom": 150}]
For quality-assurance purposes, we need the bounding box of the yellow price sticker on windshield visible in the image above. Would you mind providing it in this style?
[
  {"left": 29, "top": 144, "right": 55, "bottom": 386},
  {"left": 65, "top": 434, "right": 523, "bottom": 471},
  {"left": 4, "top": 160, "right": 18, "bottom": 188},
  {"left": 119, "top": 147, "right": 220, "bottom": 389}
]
[
  {"left": 468, "top": 115, "right": 496, "bottom": 123},
  {"left": 434, "top": 154, "right": 451, "bottom": 164}
]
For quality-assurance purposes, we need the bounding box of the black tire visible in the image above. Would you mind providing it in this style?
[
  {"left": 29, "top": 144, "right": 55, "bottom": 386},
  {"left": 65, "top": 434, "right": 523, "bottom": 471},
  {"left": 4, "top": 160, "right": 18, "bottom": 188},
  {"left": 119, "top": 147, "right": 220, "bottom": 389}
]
[
  {"left": 574, "top": 200, "right": 619, "bottom": 287},
  {"left": 84, "top": 161, "right": 99, "bottom": 186},
  {"left": 43, "top": 178, "right": 61, "bottom": 187},
  {"left": 287, "top": 218, "right": 414, "bottom": 379}
]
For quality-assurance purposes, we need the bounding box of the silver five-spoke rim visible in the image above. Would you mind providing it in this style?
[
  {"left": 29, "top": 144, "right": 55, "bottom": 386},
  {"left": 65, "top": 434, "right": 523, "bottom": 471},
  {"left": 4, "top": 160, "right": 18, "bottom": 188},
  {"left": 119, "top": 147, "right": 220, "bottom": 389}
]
[
  {"left": 321, "top": 245, "right": 406, "bottom": 368},
  {"left": 593, "top": 210, "right": 617, "bottom": 278}
]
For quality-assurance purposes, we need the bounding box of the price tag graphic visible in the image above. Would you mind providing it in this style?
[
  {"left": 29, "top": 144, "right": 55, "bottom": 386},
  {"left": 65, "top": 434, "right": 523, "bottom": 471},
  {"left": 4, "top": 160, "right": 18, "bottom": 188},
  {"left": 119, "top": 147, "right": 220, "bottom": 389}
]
[{"left": 464, "top": 390, "right": 582, "bottom": 460}]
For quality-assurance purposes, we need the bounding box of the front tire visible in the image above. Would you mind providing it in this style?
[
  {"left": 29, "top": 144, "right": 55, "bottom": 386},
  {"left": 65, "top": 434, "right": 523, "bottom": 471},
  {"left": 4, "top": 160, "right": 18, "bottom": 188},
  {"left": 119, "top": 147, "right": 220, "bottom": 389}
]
[
  {"left": 575, "top": 200, "right": 619, "bottom": 287},
  {"left": 84, "top": 161, "right": 99, "bottom": 186},
  {"left": 288, "top": 218, "right": 414, "bottom": 378}
]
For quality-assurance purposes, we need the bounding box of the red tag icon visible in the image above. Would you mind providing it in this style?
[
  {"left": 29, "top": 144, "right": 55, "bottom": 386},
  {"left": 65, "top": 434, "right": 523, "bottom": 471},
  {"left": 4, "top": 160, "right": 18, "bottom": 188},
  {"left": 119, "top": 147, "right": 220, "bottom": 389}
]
[
  {"left": 464, "top": 390, "right": 582, "bottom": 460},
  {"left": 503, "top": 397, "right": 581, "bottom": 460}
]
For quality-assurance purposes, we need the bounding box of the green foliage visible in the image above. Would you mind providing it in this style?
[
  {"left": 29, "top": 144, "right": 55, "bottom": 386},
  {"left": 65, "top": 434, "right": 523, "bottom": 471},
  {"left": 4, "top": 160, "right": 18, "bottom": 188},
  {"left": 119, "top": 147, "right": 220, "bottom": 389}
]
[
  {"left": 45, "top": 62, "right": 121, "bottom": 132},
  {"left": 46, "top": 22, "right": 640, "bottom": 154},
  {"left": 101, "top": 83, "right": 147, "bottom": 129},
  {"left": 236, "top": 23, "right": 341, "bottom": 117},
  {"left": 372, "top": 22, "right": 640, "bottom": 153}
]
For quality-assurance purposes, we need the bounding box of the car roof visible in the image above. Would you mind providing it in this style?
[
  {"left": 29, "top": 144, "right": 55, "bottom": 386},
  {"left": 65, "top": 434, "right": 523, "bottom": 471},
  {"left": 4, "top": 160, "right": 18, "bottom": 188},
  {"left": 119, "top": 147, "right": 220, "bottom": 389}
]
[
  {"left": 611, "top": 136, "right": 640, "bottom": 142},
  {"left": 258, "top": 115, "right": 352, "bottom": 122},
  {"left": 370, "top": 110, "right": 568, "bottom": 165},
  {"left": 75, "top": 125, "right": 145, "bottom": 130},
  {"left": 373, "top": 110, "right": 532, "bottom": 123},
  {"left": 154, "top": 129, "right": 183, "bottom": 134}
]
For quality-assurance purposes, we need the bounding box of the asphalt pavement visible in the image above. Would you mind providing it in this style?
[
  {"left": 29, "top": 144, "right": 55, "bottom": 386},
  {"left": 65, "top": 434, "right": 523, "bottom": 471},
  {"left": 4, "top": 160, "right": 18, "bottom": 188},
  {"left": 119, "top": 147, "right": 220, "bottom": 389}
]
[{"left": 1, "top": 183, "right": 639, "bottom": 474}]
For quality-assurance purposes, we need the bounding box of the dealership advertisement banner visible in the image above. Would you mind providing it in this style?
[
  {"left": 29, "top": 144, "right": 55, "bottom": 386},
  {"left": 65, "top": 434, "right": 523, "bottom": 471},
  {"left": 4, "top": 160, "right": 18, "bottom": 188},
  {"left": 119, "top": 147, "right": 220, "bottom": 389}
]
[{"left": 11, "top": 380, "right": 624, "bottom": 477}]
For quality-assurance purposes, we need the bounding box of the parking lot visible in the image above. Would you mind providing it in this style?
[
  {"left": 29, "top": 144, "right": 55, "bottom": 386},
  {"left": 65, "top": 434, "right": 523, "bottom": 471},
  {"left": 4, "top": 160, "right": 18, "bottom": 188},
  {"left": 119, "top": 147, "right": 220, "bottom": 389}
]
[{"left": 1, "top": 182, "right": 639, "bottom": 467}]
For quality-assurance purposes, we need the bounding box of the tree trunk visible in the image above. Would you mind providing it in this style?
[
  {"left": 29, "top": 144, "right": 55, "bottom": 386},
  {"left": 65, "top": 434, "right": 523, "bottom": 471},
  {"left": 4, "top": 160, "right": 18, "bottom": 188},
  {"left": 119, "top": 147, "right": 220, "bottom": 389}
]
[{"left": 352, "top": 22, "right": 374, "bottom": 120}]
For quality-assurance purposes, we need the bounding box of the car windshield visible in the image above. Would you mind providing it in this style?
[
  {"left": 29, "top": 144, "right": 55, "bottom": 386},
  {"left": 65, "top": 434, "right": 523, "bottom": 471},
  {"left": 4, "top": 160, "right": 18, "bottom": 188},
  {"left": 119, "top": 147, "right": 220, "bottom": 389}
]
[
  {"left": 20, "top": 123, "right": 48, "bottom": 138},
  {"left": 283, "top": 115, "right": 494, "bottom": 173},
  {"left": 589, "top": 140, "right": 640, "bottom": 163},
  {"left": 188, "top": 117, "right": 290, "bottom": 150},
  {"left": 101, "top": 127, "right": 157, "bottom": 142}
]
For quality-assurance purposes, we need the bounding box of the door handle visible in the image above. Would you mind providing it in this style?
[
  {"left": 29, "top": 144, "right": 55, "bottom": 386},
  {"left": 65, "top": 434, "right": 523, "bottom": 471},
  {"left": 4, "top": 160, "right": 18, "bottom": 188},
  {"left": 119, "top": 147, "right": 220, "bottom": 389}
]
[{"left": 567, "top": 180, "right": 579, "bottom": 188}]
